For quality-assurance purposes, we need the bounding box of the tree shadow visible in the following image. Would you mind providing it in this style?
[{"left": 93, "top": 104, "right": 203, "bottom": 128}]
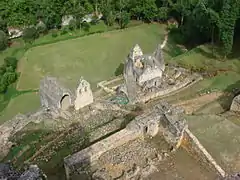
[
  {"left": 217, "top": 80, "right": 240, "bottom": 112},
  {"left": 12, "top": 124, "right": 93, "bottom": 180}
]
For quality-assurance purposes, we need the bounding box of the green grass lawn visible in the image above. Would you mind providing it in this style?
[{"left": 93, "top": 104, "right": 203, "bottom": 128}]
[
  {"left": 173, "top": 45, "right": 240, "bottom": 73},
  {"left": 17, "top": 23, "right": 181, "bottom": 90},
  {"left": 0, "top": 92, "right": 40, "bottom": 124}
]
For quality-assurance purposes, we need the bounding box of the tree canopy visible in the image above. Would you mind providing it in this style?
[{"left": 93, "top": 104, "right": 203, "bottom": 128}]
[{"left": 1, "top": 0, "right": 240, "bottom": 56}]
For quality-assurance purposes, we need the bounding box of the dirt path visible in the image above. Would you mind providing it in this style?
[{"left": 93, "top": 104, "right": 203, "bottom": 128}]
[{"left": 174, "top": 92, "right": 223, "bottom": 114}]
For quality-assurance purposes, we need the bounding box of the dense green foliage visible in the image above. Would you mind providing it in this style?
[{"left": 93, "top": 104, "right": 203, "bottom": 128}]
[
  {"left": 0, "top": 18, "right": 8, "bottom": 34},
  {"left": 0, "top": 30, "right": 8, "bottom": 51},
  {"left": 0, "top": 0, "right": 240, "bottom": 56},
  {"left": 0, "top": 57, "right": 18, "bottom": 93},
  {"left": 22, "top": 27, "right": 39, "bottom": 43}
]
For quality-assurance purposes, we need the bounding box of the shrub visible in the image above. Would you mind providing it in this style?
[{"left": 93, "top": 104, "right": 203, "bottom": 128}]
[
  {"left": 4, "top": 57, "right": 18, "bottom": 70},
  {"left": 118, "top": 11, "right": 130, "bottom": 29},
  {"left": 22, "top": 27, "right": 39, "bottom": 43},
  {"left": 6, "top": 66, "right": 14, "bottom": 72},
  {"left": 60, "top": 27, "right": 68, "bottom": 35},
  {"left": 0, "top": 30, "right": 8, "bottom": 51},
  {"left": 51, "top": 31, "right": 58, "bottom": 38},
  {"left": 0, "top": 80, "right": 7, "bottom": 93},
  {"left": 90, "top": 15, "right": 100, "bottom": 25},
  {"left": 0, "top": 66, "right": 6, "bottom": 75},
  {"left": 36, "top": 21, "right": 47, "bottom": 34},
  {"left": 104, "top": 11, "right": 116, "bottom": 26},
  {"left": 2, "top": 72, "right": 17, "bottom": 85},
  {"left": 82, "top": 22, "right": 91, "bottom": 32},
  {"left": 114, "top": 63, "right": 124, "bottom": 76},
  {"left": 69, "top": 19, "right": 77, "bottom": 31},
  {"left": 0, "top": 18, "right": 8, "bottom": 34}
]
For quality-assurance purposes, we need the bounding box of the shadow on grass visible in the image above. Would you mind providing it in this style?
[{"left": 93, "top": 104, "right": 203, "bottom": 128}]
[
  {"left": 217, "top": 80, "right": 240, "bottom": 112},
  {"left": 0, "top": 85, "right": 38, "bottom": 114},
  {"left": 3, "top": 123, "right": 93, "bottom": 180}
]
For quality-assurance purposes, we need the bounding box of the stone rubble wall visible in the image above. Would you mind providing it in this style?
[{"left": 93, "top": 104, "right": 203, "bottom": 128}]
[
  {"left": 39, "top": 76, "right": 75, "bottom": 110},
  {"left": 0, "top": 109, "right": 51, "bottom": 159},
  {"left": 182, "top": 128, "right": 226, "bottom": 178},
  {"left": 64, "top": 103, "right": 187, "bottom": 179},
  {"left": 136, "top": 74, "right": 202, "bottom": 103},
  {"left": 64, "top": 129, "right": 139, "bottom": 179}
]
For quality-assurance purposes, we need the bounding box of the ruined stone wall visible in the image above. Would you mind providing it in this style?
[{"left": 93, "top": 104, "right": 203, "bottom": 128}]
[
  {"left": 182, "top": 128, "right": 226, "bottom": 178},
  {"left": 74, "top": 78, "right": 94, "bottom": 110},
  {"left": 64, "top": 129, "right": 139, "bottom": 179},
  {"left": 136, "top": 73, "right": 202, "bottom": 103},
  {"left": 39, "top": 76, "right": 74, "bottom": 111},
  {"left": 64, "top": 102, "right": 188, "bottom": 179},
  {"left": 0, "top": 109, "right": 51, "bottom": 159}
]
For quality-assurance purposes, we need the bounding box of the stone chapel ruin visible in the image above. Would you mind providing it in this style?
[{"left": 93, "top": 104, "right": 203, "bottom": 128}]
[
  {"left": 39, "top": 76, "right": 93, "bottom": 113},
  {"left": 116, "top": 35, "right": 202, "bottom": 104}
]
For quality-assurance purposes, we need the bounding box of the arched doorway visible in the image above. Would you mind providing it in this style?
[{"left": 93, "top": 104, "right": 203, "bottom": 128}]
[{"left": 60, "top": 94, "right": 71, "bottom": 110}]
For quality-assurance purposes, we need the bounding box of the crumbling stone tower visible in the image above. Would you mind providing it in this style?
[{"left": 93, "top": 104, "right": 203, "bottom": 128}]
[{"left": 123, "top": 43, "right": 165, "bottom": 104}]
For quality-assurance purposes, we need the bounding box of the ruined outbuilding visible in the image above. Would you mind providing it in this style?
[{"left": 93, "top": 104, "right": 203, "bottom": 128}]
[{"left": 39, "top": 76, "right": 93, "bottom": 112}]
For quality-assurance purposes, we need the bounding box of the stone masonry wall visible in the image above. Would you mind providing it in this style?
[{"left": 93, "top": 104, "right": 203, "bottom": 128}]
[
  {"left": 64, "top": 102, "right": 187, "bottom": 179},
  {"left": 136, "top": 74, "right": 202, "bottom": 103}
]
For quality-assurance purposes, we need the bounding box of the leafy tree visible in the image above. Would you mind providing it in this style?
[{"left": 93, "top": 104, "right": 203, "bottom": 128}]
[
  {"left": 118, "top": 11, "right": 130, "bottom": 29},
  {"left": 36, "top": 21, "right": 47, "bottom": 34},
  {"left": 0, "top": 18, "right": 8, "bottom": 34},
  {"left": 2, "top": 72, "right": 17, "bottom": 85},
  {"left": 22, "top": 27, "right": 39, "bottom": 43},
  {"left": 0, "top": 30, "right": 8, "bottom": 51},
  {"left": 115, "top": 63, "right": 124, "bottom": 76},
  {"left": 157, "top": 7, "right": 169, "bottom": 21},
  {"left": 4, "top": 57, "right": 18, "bottom": 70},
  {"left": 219, "top": 0, "right": 240, "bottom": 57},
  {"left": 0, "top": 79, "right": 7, "bottom": 93},
  {"left": 105, "top": 10, "right": 116, "bottom": 26},
  {"left": 69, "top": 19, "right": 77, "bottom": 31},
  {"left": 82, "top": 22, "right": 91, "bottom": 32},
  {"left": 0, "top": 66, "right": 6, "bottom": 75}
]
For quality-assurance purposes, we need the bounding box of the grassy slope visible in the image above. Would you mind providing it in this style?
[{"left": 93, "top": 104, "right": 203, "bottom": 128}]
[
  {"left": 17, "top": 23, "right": 181, "bottom": 90},
  {"left": 173, "top": 45, "right": 240, "bottom": 73},
  {"left": 0, "top": 92, "right": 40, "bottom": 124}
]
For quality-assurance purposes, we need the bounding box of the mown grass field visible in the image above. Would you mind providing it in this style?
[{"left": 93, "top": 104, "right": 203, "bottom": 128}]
[
  {"left": 17, "top": 23, "right": 182, "bottom": 90},
  {"left": 0, "top": 92, "right": 40, "bottom": 124}
]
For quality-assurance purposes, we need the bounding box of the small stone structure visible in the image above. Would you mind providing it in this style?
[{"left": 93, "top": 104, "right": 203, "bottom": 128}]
[
  {"left": 39, "top": 76, "right": 93, "bottom": 112},
  {"left": 230, "top": 94, "right": 240, "bottom": 112},
  {"left": 0, "top": 163, "right": 47, "bottom": 180},
  {"left": 64, "top": 102, "right": 188, "bottom": 179}
]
